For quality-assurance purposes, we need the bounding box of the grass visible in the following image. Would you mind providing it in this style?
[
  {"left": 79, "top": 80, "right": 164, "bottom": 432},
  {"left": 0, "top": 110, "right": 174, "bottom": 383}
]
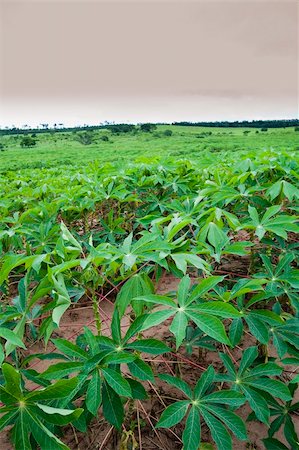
[{"left": 0, "top": 125, "right": 298, "bottom": 171}]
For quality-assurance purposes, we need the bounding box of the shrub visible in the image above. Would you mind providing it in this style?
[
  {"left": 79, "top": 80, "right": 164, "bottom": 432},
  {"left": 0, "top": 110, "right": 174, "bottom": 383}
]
[{"left": 20, "top": 136, "right": 36, "bottom": 147}]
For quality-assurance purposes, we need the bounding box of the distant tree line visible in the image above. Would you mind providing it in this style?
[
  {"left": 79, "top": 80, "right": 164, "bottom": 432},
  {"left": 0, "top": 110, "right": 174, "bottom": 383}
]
[
  {"left": 172, "top": 119, "right": 299, "bottom": 129},
  {"left": 0, "top": 119, "right": 298, "bottom": 136}
]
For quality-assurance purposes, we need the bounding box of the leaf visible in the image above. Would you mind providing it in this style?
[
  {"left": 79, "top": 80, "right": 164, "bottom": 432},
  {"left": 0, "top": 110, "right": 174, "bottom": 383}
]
[
  {"left": 128, "top": 359, "right": 154, "bottom": 381},
  {"left": 0, "top": 410, "right": 19, "bottom": 432},
  {"left": 246, "top": 378, "right": 291, "bottom": 401},
  {"left": 1, "top": 363, "right": 22, "bottom": 399},
  {"left": 169, "top": 311, "right": 188, "bottom": 349},
  {"left": 86, "top": 369, "right": 102, "bottom": 416},
  {"left": 127, "top": 379, "right": 148, "bottom": 400},
  {"left": 177, "top": 275, "right": 191, "bottom": 306},
  {"left": 52, "top": 338, "right": 88, "bottom": 361},
  {"left": 263, "top": 438, "right": 289, "bottom": 450},
  {"left": 25, "top": 407, "right": 69, "bottom": 450},
  {"left": 238, "top": 346, "right": 258, "bottom": 375},
  {"left": 187, "top": 311, "right": 230, "bottom": 345},
  {"left": 41, "top": 362, "right": 84, "bottom": 380},
  {"left": 140, "top": 309, "right": 174, "bottom": 331},
  {"left": 159, "top": 374, "right": 193, "bottom": 398},
  {"left": 0, "top": 327, "right": 26, "bottom": 353},
  {"left": 102, "top": 381, "right": 124, "bottom": 430},
  {"left": 27, "top": 378, "right": 79, "bottom": 401},
  {"left": 188, "top": 276, "right": 224, "bottom": 304},
  {"left": 36, "top": 403, "right": 83, "bottom": 423},
  {"left": 191, "top": 302, "right": 241, "bottom": 318},
  {"left": 102, "top": 368, "right": 132, "bottom": 397},
  {"left": 11, "top": 411, "right": 32, "bottom": 450},
  {"left": 203, "top": 390, "right": 245, "bottom": 407},
  {"left": 111, "top": 308, "right": 121, "bottom": 344},
  {"left": 156, "top": 400, "right": 190, "bottom": 428},
  {"left": 200, "top": 406, "right": 232, "bottom": 450},
  {"left": 229, "top": 318, "right": 243, "bottom": 346},
  {"left": 204, "top": 405, "right": 247, "bottom": 441},
  {"left": 182, "top": 406, "right": 201, "bottom": 450},
  {"left": 116, "top": 273, "right": 154, "bottom": 317},
  {"left": 126, "top": 339, "right": 170, "bottom": 355},
  {"left": 241, "top": 385, "right": 269, "bottom": 424},
  {"left": 194, "top": 366, "right": 215, "bottom": 398},
  {"left": 247, "top": 363, "right": 283, "bottom": 378}
]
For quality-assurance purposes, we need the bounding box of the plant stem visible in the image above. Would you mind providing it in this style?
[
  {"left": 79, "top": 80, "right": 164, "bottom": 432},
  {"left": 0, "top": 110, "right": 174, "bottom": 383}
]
[{"left": 92, "top": 292, "right": 101, "bottom": 335}]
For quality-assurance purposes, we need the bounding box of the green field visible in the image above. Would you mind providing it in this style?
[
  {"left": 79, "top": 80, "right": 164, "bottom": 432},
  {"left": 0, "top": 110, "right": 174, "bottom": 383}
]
[
  {"left": 0, "top": 125, "right": 298, "bottom": 171},
  {"left": 0, "top": 125, "right": 298, "bottom": 450}
]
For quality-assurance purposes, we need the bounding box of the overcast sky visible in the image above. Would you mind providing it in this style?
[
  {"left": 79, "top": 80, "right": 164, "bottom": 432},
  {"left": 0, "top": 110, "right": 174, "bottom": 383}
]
[{"left": 0, "top": 0, "right": 298, "bottom": 127}]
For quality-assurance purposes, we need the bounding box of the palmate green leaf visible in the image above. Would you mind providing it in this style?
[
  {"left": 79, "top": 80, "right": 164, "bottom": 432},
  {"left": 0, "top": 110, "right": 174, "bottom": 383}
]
[
  {"left": 241, "top": 385, "right": 269, "bottom": 424},
  {"left": 27, "top": 378, "right": 79, "bottom": 401},
  {"left": 26, "top": 408, "right": 70, "bottom": 450},
  {"left": 86, "top": 369, "right": 102, "bottom": 416},
  {"left": 238, "top": 346, "right": 258, "bottom": 375},
  {"left": 35, "top": 404, "right": 83, "bottom": 425},
  {"left": 188, "top": 276, "right": 225, "bottom": 304},
  {"left": 191, "top": 301, "right": 241, "bottom": 318},
  {"left": 0, "top": 327, "right": 26, "bottom": 352},
  {"left": 156, "top": 400, "right": 190, "bottom": 428},
  {"left": 103, "top": 352, "right": 136, "bottom": 365},
  {"left": 158, "top": 373, "right": 193, "bottom": 398},
  {"left": 102, "top": 381, "right": 124, "bottom": 430},
  {"left": 187, "top": 311, "right": 230, "bottom": 345},
  {"left": 247, "top": 362, "right": 283, "bottom": 378},
  {"left": 126, "top": 338, "right": 170, "bottom": 354},
  {"left": 200, "top": 406, "right": 232, "bottom": 450},
  {"left": 111, "top": 308, "right": 121, "bottom": 344},
  {"left": 1, "top": 363, "right": 22, "bottom": 399},
  {"left": 245, "top": 378, "right": 292, "bottom": 401},
  {"left": 177, "top": 275, "right": 191, "bottom": 306},
  {"left": 182, "top": 406, "right": 201, "bottom": 450},
  {"left": 229, "top": 318, "right": 243, "bottom": 346},
  {"left": 51, "top": 338, "right": 88, "bottom": 361},
  {"left": 0, "top": 409, "right": 19, "bottom": 432},
  {"left": 123, "top": 314, "right": 149, "bottom": 343},
  {"left": 140, "top": 309, "right": 174, "bottom": 331},
  {"left": 116, "top": 273, "right": 154, "bottom": 317},
  {"left": 203, "top": 405, "right": 247, "bottom": 441},
  {"left": 203, "top": 390, "right": 245, "bottom": 407},
  {"left": 134, "top": 294, "right": 176, "bottom": 308},
  {"left": 263, "top": 438, "right": 289, "bottom": 450},
  {"left": 83, "top": 326, "right": 99, "bottom": 356},
  {"left": 194, "top": 366, "right": 215, "bottom": 398},
  {"left": 127, "top": 358, "right": 154, "bottom": 381},
  {"left": 219, "top": 353, "right": 236, "bottom": 377},
  {"left": 41, "top": 362, "right": 84, "bottom": 380},
  {"left": 0, "top": 386, "right": 19, "bottom": 404},
  {"left": 11, "top": 410, "right": 32, "bottom": 450},
  {"left": 127, "top": 379, "right": 148, "bottom": 400},
  {"left": 169, "top": 310, "right": 188, "bottom": 349},
  {"left": 102, "top": 368, "right": 132, "bottom": 397}
]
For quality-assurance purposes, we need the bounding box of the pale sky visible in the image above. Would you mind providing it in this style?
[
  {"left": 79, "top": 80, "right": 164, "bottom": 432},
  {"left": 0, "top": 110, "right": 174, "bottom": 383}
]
[{"left": 0, "top": 0, "right": 298, "bottom": 127}]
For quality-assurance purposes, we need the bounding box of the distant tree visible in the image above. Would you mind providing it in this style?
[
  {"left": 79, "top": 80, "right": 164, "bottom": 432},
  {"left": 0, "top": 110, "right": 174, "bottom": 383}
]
[
  {"left": 76, "top": 131, "right": 94, "bottom": 145},
  {"left": 295, "top": 127, "right": 299, "bottom": 132},
  {"left": 109, "top": 124, "right": 136, "bottom": 134},
  {"left": 20, "top": 136, "right": 36, "bottom": 148},
  {"left": 100, "top": 135, "right": 109, "bottom": 142},
  {"left": 140, "top": 123, "right": 157, "bottom": 132},
  {"left": 0, "top": 143, "right": 5, "bottom": 151},
  {"left": 261, "top": 128, "right": 268, "bottom": 132},
  {"left": 163, "top": 129, "right": 173, "bottom": 136}
]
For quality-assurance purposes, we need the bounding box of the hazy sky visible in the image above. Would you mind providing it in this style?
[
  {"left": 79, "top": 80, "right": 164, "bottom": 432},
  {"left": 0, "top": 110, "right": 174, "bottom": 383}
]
[{"left": 0, "top": 0, "right": 298, "bottom": 127}]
